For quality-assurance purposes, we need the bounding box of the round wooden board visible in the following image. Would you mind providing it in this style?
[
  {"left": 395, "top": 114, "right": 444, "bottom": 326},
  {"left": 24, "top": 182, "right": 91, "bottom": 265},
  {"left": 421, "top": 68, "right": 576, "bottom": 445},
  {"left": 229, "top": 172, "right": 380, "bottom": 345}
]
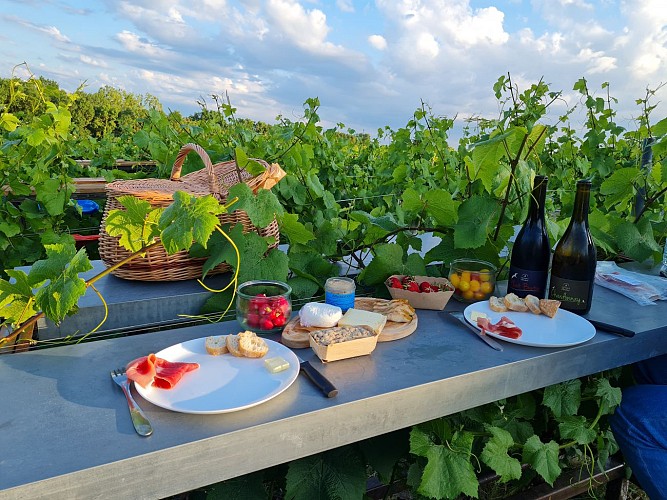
[{"left": 281, "top": 298, "right": 418, "bottom": 348}]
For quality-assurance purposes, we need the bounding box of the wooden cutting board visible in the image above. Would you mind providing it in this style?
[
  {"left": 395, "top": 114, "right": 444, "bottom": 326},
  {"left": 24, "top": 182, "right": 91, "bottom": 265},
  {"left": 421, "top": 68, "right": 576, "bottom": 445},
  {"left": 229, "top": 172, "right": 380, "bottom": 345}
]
[{"left": 281, "top": 297, "right": 418, "bottom": 348}]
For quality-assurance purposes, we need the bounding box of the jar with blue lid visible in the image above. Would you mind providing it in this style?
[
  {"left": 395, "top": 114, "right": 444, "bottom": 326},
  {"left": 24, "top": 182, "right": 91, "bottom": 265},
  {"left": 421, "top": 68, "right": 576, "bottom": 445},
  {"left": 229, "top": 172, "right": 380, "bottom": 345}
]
[{"left": 324, "top": 277, "right": 356, "bottom": 312}]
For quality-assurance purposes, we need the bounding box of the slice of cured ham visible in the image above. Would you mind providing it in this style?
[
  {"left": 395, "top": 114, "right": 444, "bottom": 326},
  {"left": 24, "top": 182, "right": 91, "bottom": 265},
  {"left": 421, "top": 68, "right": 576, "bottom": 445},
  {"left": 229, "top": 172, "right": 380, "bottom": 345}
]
[
  {"left": 477, "top": 316, "right": 522, "bottom": 339},
  {"left": 126, "top": 354, "right": 199, "bottom": 389}
]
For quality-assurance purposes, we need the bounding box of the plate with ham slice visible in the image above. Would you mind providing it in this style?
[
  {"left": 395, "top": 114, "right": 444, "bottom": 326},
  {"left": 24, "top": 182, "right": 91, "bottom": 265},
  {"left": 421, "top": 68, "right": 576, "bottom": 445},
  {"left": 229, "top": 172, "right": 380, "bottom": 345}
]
[
  {"left": 133, "top": 337, "right": 299, "bottom": 414},
  {"left": 463, "top": 301, "right": 596, "bottom": 347}
]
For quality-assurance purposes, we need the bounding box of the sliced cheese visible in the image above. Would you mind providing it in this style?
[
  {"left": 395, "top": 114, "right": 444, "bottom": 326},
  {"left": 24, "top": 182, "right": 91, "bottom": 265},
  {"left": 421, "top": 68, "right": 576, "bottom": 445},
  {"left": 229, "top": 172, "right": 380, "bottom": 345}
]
[
  {"left": 264, "top": 356, "right": 290, "bottom": 373},
  {"left": 337, "top": 308, "right": 387, "bottom": 335},
  {"left": 470, "top": 311, "right": 488, "bottom": 322}
]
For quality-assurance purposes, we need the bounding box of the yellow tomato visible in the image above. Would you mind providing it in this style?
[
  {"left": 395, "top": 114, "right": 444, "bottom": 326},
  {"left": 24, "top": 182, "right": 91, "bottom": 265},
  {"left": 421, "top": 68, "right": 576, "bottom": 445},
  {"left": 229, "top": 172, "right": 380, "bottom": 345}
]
[
  {"left": 463, "top": 289, "right": 475, "bottom": 300},
  {"left": 460, "top": 271, "right": 471, "bottom": 283},
  {"left": 449, "top": 273, "right": 460, "bottom": 288},
  {"left": 480, "top": 281, "right": 493, "bottom": 294},
  {"left": 479, "top": 269, "right": 491, "bottom": 282},
  {"left": 458, "top": 280, "right": 470, "bottom": 293},
  {"left": 473, "top": 291, "right": 485, "bottom": 300},
  {"left": 469, "top": 279, "right": 481, "bottom": 292}
]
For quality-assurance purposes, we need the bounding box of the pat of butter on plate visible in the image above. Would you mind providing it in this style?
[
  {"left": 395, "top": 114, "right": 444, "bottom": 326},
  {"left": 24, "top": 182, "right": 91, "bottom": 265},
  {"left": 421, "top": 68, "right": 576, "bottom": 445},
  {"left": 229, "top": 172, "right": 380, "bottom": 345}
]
[{"left": 264, "top": 356, "right": 290, "bottom": 373}]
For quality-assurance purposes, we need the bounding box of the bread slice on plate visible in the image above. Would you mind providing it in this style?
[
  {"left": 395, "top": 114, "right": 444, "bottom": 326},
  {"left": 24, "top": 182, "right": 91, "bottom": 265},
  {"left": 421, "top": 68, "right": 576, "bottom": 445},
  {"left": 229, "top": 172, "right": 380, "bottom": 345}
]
[
  {"left": 525, "top": 295, "right": 542, "bottom": 315},
  {"left": 504, "top": 293, "right": 529, "bottom": 312},
  {"left": 226, "top": 333, "right": 244, "bottom": 357},
  {"left": 539, "top": 299, "right": 561, "bottom": 318},
  {"left": 489, "top": 296, "right": 508, "bottom": 312},
  {"left": 239, "top": 332, "right": 269, "bottom": 358},
  {"left": 205, "top": 335, "right": 229, "bottom": 355}
]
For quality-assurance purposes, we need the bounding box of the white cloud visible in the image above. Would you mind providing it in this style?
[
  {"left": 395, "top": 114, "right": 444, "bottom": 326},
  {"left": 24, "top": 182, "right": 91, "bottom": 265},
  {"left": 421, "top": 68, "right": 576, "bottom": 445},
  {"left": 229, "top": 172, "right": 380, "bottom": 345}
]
[
  {"left": 79, "top": 55, "right": 108, "bottom": 68},
  {"left": 115, "top": 31, "right": 171, "bottom": 59},
  {"left": 265, "top": 0, "right": 335, "bottom": 52},
  {"left": 368, "top": 34, "right": 387, "bottom": 50},
  {"left": 336, "top": 0, "right": 354, "bottom": 13},
  {"left": 577, "top": 48, "right": 617, "bottom": 73}
]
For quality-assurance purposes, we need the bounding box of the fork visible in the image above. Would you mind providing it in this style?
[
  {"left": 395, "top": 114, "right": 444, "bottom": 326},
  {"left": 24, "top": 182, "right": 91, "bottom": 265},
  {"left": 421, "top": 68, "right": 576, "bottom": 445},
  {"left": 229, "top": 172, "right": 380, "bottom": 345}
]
[{"left": 110, "top": 369, "right": 153, "bottom": 437}]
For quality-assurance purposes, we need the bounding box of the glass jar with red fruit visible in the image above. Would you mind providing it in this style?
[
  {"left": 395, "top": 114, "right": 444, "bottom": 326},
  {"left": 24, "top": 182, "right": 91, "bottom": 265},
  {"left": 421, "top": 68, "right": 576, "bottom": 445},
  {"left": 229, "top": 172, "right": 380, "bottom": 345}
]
[
  {"left": 448, "top": 259, "right": 496, "bottom": 303},
  {"left": 236, "top": 280, "right": 292, "bottom": 334}
]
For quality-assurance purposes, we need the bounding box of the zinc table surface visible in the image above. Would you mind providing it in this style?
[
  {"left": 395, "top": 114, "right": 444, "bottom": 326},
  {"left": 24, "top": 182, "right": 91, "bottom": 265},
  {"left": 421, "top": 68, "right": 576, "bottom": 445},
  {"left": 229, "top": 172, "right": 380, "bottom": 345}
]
[{"left": 1, "top": 285, "right": 666, "bottom": 500}]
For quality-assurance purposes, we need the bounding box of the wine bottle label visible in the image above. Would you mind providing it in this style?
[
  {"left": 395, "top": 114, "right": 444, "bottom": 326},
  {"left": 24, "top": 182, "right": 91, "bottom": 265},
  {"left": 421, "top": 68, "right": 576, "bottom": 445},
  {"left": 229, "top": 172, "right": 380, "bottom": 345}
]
[
  {"left": 549, "top": 276, "right": 591, "bottom": 311},
  {"left": 507, "top": 267, "right": 547, "bottom": 298}
]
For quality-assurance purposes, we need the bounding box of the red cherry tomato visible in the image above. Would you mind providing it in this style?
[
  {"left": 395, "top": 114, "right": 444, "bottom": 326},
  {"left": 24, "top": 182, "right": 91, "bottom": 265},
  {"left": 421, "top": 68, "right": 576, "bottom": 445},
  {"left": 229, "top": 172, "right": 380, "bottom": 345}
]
[
  {"left": 259, "top": 318, "right": 274, "bottom": 330},
  {"left": 246, "top": 313, "right": 260, "bottom": 327}
]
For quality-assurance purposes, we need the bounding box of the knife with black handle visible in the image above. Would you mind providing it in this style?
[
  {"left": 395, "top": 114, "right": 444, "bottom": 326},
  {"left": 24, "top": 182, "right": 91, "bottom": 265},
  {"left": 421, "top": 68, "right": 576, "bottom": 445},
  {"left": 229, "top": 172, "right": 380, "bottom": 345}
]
[
  {"left": 297, "top": 355, "right": 338, "bottom": 397},
  {"left": 586, "top": 319, "right": 635, "bottom": 337},
  {"left": 445, "top": 311, "right": 504, "bottom": 351}
]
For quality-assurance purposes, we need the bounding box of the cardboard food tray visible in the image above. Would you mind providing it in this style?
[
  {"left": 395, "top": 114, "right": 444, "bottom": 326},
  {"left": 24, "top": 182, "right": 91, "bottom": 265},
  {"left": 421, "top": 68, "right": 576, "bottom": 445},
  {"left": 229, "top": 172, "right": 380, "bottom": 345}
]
[
  {"left": 281, "top": 297, "right": 418, "bottom": 348},
  {"left": 385, "top": 275, "right": 454, "bottom": 310},
  {"left": 309, "top": 326, "right": 378, "bottom": 362}
]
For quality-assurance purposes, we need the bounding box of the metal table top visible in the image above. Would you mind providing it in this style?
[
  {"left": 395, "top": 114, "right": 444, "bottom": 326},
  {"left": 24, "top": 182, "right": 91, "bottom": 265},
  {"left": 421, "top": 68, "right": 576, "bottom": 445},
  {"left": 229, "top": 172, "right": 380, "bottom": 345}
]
[{"left": 1, "top": 285, "right": 666, "bottom": 499}]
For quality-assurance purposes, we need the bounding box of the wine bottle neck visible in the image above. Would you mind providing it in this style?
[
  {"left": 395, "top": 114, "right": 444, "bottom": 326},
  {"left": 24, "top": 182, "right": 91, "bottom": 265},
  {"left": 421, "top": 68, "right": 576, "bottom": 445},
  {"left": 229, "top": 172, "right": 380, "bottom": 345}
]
[
  {"left": 571, "top": 182, "right": 591, "bottom": 223},
  {"left": 527, "top": 176, "right": 548, "bottom": 222}
]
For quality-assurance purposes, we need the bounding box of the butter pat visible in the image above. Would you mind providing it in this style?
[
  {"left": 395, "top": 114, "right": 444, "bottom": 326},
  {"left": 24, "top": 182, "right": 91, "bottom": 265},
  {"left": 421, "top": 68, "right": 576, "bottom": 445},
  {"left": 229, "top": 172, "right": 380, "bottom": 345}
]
[
  {"left": 470, "top": 311, "right": 488, "bottom": 322},
  {"left": 264, "top": 356, "right": 290, "bottom": 373},
  {"left": 337, "top": 308, "right": 387, "bottom": 335}
]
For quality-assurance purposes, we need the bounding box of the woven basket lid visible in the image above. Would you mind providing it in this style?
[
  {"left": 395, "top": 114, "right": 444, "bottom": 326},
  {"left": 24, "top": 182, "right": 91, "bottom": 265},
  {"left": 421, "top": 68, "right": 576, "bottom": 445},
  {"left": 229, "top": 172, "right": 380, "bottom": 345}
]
[{"left": 105, "top": 177, "right": 217, "bottom": 204}]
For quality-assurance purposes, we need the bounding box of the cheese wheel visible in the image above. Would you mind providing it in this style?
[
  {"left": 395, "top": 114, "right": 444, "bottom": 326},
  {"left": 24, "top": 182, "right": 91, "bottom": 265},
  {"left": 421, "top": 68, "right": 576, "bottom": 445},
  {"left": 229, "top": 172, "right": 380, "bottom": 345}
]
[{"left": 299, "top": 302, "right": 343, "bottom": 328}]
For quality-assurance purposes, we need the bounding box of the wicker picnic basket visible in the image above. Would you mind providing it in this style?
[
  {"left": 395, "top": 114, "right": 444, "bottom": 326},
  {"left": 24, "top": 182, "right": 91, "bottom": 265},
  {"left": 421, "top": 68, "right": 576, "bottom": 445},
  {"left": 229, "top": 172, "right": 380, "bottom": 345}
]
[{"left": 98, "top": 143, "right": 284, "bottom": 281}]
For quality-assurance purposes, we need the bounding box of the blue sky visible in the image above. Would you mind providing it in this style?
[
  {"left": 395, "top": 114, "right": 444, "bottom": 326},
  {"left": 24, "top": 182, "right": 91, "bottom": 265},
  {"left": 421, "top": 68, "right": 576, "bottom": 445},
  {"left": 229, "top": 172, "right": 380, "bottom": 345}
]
[{"left": 1, "top": 0, "right": 666, "bottom": 136}]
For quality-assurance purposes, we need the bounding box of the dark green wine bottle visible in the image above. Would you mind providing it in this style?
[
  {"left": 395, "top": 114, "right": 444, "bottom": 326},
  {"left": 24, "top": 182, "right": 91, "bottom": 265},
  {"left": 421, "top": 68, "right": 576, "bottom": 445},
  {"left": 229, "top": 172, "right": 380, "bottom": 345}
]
[
  {"left": 548, "top": 179, "right": 597, "bottom": 314},
  {"left": 507, "top": 175, "right": 550, "bottom": 298}
]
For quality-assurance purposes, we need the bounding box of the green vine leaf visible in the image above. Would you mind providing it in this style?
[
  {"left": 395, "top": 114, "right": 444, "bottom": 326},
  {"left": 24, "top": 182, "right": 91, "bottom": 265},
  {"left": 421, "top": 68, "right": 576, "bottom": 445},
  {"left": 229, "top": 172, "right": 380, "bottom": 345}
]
[
  {"left": 35, "top": 179, "right": 69, "bottom": 216},
  {"left": 410, "top": 426, "right": 479, "bottom": 499},
  {"left": 594, "top": 377, "right": 622, "bottom": 414},
  {"left": 189, "top": 223, "right": 244, "bottom": 278},
  {"left": 285, "top": 446, "right": 367, "bottom": 500},
  {"left": 424, "top": 189, "right": 460, "bottom": 226},
  {"left": 600, "top": 167, "right": 638, "bottom": 209},
  {"left": 470, "top": 132, "right": 509, "bottom": 190},
  {"left": 105, "top": 196, "right": 163, "bottom": 253},
  {"left": 613, "top": 218, "right": 662, "bottom": 262},
  {"left": 0, "top": 270, "right": 38, "bottom": 325},
  {"left": 228, "top": 183, "right": 284, "bottom": 228},
  {"left": 543, "top": 379, "right": 581, "bottom": 418},
  {"left": 558, "top": 415, "right": 597, "bottom": 445},
  {"left": 234, "top": 146, "right": 266, "bottom": 177},
  {"left": 279, "top": 213, "right": 315, "bottom": 245},
  {"left": 453, "top": 196, "right": 499, "bottom": 249},
  {"left": 481, "top": 426, "right": 522, "bottom": 483},
  {"left": 237, "top": 232, "right": 289, "bottom": 283},
  {"left": 357, "top": 243, "right": 405, "bottom": 285},
  {"left": 33, "top": 244, "right": 92, "bottom": 324},
  {"left": 522, "top": 435, "right": 561, "bottom": 486},
  {"left": 159, "top": 192, "right": 224, "bottom": 254}
]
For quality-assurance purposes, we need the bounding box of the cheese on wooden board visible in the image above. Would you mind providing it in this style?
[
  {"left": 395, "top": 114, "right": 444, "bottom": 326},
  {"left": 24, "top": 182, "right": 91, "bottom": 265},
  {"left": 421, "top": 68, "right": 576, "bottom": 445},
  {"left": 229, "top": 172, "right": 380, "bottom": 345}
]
[
  {"left": 299, "top": 302, "right": 343, "bottom": 327},
  {"left": 337, "top": 308, "right": 387, "bottom": 335}
]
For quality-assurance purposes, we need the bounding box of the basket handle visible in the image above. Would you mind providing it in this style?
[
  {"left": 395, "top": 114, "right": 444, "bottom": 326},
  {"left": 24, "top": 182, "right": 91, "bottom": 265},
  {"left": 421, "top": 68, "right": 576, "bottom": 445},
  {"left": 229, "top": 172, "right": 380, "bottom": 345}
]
[{"left": 170, "top": 143, "right": 220, "bottom": 195}]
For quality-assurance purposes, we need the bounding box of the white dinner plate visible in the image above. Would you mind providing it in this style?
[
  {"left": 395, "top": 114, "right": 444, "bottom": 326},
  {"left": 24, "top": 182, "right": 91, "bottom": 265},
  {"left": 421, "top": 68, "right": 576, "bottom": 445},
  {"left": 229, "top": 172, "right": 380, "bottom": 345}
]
[
  {"left": 463, "top": 301, "right": 596, "bottom": 347},
  {"left": 134, "top": 337, "right": 300, "bottom": 414}
]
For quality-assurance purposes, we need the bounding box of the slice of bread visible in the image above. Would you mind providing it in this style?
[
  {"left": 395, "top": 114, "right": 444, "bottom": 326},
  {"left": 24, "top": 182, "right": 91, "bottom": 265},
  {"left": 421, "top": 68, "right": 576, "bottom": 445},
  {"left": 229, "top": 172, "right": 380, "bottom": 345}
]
[
  {"left": 226, "top": 334, "right": 244, "bottom": 357},
  {"left": 525, "top": 295, "right": 542, "bottom": 315},
  {"left": 239, "top": 333, "right": 269, "bottom": 358},
  {"left": 504, "top": 293, "right": 529, "bottom": 312},
  {"left": 539, "top": 299, "right": 561, "bottom": 318},
  {"left": 205, "top": 335, "right": 229, "bottom": 355},
  {"left": 489, "top": 296, "right": 508, "bottom": 312}
]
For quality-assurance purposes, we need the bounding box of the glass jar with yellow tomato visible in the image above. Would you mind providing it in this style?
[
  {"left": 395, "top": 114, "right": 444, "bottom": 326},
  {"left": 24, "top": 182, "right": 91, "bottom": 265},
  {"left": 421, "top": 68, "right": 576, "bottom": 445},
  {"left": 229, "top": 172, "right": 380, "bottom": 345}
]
[{"left": 448, "top": 259, "right": 496, "bottom": 302}]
